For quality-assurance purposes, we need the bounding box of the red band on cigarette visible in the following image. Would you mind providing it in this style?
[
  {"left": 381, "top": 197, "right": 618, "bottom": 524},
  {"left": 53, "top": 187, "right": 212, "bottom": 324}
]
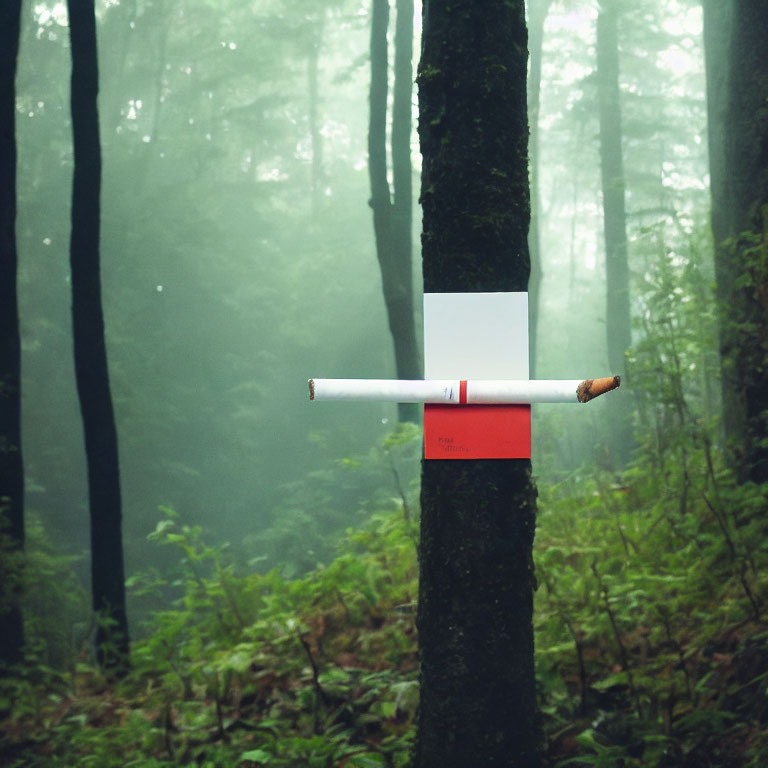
[{"left": 460, "top": 380, "right": 468, "bottom": 404}]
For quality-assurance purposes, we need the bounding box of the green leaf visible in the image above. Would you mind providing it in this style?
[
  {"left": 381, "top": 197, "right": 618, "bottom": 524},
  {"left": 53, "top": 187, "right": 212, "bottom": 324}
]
[{"left": 239, "top": 748, "right": 271, "bottom": 763}]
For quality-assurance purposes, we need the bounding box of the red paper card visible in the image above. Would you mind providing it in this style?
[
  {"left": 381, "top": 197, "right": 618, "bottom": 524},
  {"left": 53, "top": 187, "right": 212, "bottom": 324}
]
[
  {"left": 423, "top": 292, "right": 531, "bottom": 459},
  {"left": 424, "top": 404, "right": 531, "bottom": 459}
]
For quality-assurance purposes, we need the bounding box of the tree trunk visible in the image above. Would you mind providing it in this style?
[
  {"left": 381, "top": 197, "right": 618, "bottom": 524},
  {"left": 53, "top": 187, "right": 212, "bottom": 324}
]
[
  {"left": 703, "top": 0, "right": 768, "bottom": 483},
  {"left": 701, "top": 0, "right": 736, "bottom": 456},
  {"left": 67, "top": 0, "right": 130, "bottom": 673},
  {"left": 527, "top": 0, "right": 552, "bottom": 377},
  {"left": 368, "top": 0, "right": 421, "bottom": 424},
  {"left": 596, "top": 1, "right": 632, "bottom": 469},
  {"left": 415, "top": 1, "right": 540, "bottom": 766},
  {"left": 0, "top": 0, "right": 25, "bottom": 669},
  {"left": 391, "top": 0, "right": 420, "bottom": 402}
]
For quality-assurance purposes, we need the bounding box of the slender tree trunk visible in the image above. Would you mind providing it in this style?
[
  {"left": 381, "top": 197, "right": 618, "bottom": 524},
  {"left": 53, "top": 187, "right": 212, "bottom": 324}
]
[
  {"left": 368, "top": 0, "right": 421, "bottom": 423},
  {"left": 415, "top": 1, "right": 540, "bottom": 766},
  {"left": 67, "top": 0, "right": 130, "bottom": 673},
  {"left": 701, "top": 1, "right": 735, "bottom": 456},
  {"left": 391, "top": 0, "right": 420, "bottom": 397},
  {"left": 596, "top": 1, "right": 632, "bottom": 469},
  {"left": 703, "top": 0, "right": 768, "bottom": 483},
  {"left": 0, "top": 0, "right": 25, "bottom": 669},
  {"left": 527, "top": 0, "right": 552, "bottom": 377}
]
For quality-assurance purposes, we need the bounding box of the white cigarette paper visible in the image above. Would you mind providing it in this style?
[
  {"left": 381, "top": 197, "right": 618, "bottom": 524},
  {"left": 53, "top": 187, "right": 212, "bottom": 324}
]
[{"left": 308, "top": 377, "right": 620, "bottom": 404}]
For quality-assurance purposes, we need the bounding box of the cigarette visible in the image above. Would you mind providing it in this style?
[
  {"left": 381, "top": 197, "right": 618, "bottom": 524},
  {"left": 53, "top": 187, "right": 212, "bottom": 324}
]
[{"left": 308, "top": 377, "right": 620, "bottom": 404}]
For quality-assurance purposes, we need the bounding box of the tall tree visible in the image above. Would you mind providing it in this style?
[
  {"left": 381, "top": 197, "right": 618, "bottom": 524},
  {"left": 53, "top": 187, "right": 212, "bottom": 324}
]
[
  {"left": 0, "top": 0, "right": 25, "bottom": 669},
  {"left": 596, "top": 0, "right": 632, "bottom": 469},
  {"left": 368, "top": 0, "right": 421, "bottom": 424},
  {"left": 415, "top": 1, "right": 540, "bottom": 766},
  {"left": 67, "top": 0, "right": 130, "bottom": 672},
  {"left": 702, "top": 0, "right": 768, "bottom": 483}
]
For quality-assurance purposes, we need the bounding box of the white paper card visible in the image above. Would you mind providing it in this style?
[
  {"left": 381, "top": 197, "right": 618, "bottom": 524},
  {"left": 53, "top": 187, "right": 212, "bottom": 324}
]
[{"left": 423, "top": 292, "right": 529, "bottom": 379}]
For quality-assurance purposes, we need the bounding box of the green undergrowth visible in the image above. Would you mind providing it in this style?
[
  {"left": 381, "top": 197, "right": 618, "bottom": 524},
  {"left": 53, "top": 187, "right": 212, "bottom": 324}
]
[
  {"left": 1, "top": 501, "right": 420, "bottom": 768},
  {"left": 536, "top": 463, "right": 768, "bottom": 767},
  {"left": 2, "top": 427, "right": 768, "bottom": 767},
  {"left": 2, "top": 456, "right": 766, "bottom": 767}
]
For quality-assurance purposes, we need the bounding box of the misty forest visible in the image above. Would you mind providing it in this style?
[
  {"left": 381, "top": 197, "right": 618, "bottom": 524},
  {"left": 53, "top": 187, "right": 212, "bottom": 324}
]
[{"left": 1, "top": 0, "right": 767, "bottom": 766}]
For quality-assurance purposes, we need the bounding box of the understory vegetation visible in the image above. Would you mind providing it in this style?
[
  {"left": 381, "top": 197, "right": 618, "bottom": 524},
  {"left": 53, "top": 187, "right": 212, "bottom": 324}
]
[
  {"left": 2, "top": 250, "right": 767, "bottom": 767},
  {"left": 2, "top": 454, "right": 766, "bottom": 767}
]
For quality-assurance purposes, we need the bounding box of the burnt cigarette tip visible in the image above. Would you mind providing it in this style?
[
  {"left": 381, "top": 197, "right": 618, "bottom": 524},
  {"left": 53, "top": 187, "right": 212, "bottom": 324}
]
[
  {"left": 577, "top": 375, "right": 621, "bottom": 403},
  {"left": 308, "top": 379, "right": 315, "bottom": 400}
]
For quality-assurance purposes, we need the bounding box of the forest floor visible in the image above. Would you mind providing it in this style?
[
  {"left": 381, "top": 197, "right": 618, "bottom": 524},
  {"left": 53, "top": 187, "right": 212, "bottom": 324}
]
[{"left": 1, "top": 459, "right": 767, "bottom": 767}]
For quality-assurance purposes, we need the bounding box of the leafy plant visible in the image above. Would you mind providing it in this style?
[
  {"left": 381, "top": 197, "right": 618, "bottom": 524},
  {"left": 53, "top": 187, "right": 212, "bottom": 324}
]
[{"left": 1, "top": 489, "right": 419, "bottom": 767}]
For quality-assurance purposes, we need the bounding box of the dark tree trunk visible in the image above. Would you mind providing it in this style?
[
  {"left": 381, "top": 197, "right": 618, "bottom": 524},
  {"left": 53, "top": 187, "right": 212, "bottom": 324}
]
[
  {"left": 368, "top": 0, "right": 421, "bottom": 424},
  {"left": 527, "top": 0, "right": 552, "bottom": 377},
  {"left": 703, "top": 0, "right": 768, "bottom": 483},
  {"left": 596, "top": 1, "right": 632, "bottom": 469},
  {"left": 67, "top": 0, "right": 130, "bottom": 672},
  {"left": 0, "top": 0, "right": 25, "bottom": 669},
  {"left": 415, "top": 1, "right": 540, "bottom": 766},
  {"left": 391, "top": 0, "right": 420, "bottom": 396},
  {"left": 702, "top": 1, "right": 736, "bottom": 455}
]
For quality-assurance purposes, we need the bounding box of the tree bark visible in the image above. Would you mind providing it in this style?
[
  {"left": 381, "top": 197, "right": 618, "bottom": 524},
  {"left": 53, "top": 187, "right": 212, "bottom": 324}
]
[
  {"left": 67, "top": 0, "right": 130, "bottom": 672},
  {"left": 596, "top": 0, "right": 632, "bottom": 469},
  {"left": 703, "top": 0, "right": 768, "bottom": 483},
  {"left": 368, "top": 0, "right": 421, "bottom": 424},
  {"left": 415, "top": 2, "right": 540, "bottom": 766},
  {"left": 0, "top": 0, "right": 25, "bottom": 669}
]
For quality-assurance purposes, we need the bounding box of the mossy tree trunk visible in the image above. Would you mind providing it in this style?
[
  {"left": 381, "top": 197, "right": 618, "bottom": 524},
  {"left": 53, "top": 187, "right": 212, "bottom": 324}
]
[
  {"left": 0, "top": 0, "right": 25, "bottom": 669},
  {"left": 596, "top": 0, "right": 632, "bottom": 469},
  {"left": 67, "top": 0, "right": 130, "bottom": 673},
  {"left": 368, "top": 0, "right": 421, "bottom": 424},
  {"left": 703, "top": 0, "right": 768, "bottom": 483},
  {"left": 414, "top": 1, "right": 540, "bottom": 766}
]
